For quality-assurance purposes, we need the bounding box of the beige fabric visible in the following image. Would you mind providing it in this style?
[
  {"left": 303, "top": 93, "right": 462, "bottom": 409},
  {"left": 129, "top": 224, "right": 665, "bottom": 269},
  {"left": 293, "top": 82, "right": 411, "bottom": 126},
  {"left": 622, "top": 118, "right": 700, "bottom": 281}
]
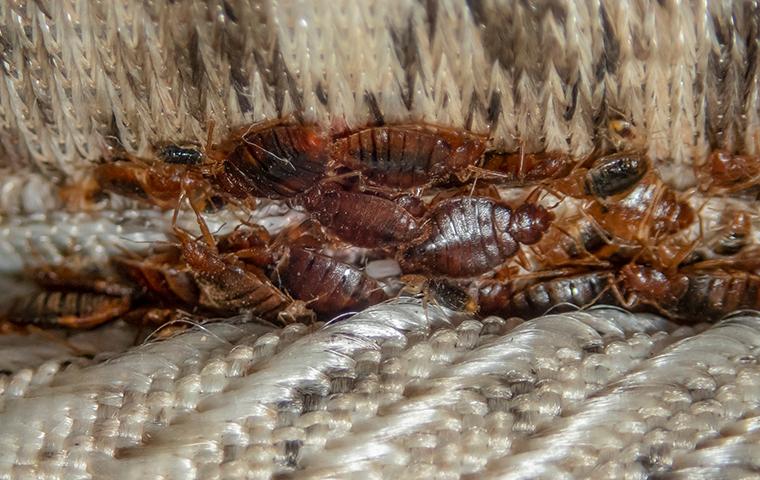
[
  {"left": 2, "top": 302, "right": 760, "bottom": 478},
  {"left": 2, "top": 1, "right": 759, "bottom": 185}
]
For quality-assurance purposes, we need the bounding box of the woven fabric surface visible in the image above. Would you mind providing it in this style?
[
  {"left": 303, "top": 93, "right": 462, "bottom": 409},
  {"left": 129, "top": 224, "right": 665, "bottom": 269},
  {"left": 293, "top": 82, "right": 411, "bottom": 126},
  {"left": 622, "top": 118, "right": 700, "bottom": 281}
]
[
  {"left": 4, "top": 300, "right": 760, "bottom": 479},
  {"left": 1, "top": 2, "right": 760, "bottom": 479}
]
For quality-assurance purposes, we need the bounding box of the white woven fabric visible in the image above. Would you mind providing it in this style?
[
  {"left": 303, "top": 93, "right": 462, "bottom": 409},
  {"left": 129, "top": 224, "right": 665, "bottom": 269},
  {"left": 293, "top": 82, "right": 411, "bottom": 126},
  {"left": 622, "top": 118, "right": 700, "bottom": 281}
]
[{"left": 2, "top": 301, "right": 760, "bottom": 478}]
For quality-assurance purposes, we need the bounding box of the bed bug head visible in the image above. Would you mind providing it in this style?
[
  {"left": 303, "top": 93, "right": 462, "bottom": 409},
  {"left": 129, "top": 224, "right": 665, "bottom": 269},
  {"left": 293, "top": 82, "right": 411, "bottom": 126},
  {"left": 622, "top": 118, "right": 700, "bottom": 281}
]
[{"left": 510, "top": 203, "right": 554, "bottom": 245}]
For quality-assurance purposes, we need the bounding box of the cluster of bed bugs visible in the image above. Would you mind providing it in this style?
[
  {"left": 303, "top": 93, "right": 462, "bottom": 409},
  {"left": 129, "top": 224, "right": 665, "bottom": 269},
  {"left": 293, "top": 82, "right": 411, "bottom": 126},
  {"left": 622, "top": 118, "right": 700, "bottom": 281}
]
[{"left": 3, "top": 117, "right": 760, "bottom": 333}]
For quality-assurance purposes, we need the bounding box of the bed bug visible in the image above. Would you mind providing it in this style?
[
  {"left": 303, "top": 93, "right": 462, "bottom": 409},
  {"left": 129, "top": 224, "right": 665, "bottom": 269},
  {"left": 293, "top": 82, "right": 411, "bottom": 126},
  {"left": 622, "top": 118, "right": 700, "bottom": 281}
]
[
  {"left": 398, "top": 197, "right": 553, "bottom": 277},
  {"left": 470, "top": 270, "right": 615, "bottom": 318},
  {"left": 173, "top": 226, "right": 307, "bottom": 323},
  {"left": 608, "top": 118, "right": 637, "bottom": 145},
  {"left": 710, "top": 209, "right": 753, "bottom": 256},
  {"left": 156, "top": 144, "right": 205, "bottom": 165},
  {"left": 276, "top": 246, "right": 387, "bottom": 316},
  {"left": 329, "top": 124, "right": 488, "bottom": 189},
  {"left": 215, "top": 224, "right": 277, "bottom": 268},
  {"left": 697, "top": 150, "right": 760, "bottom": 193},
  {"left": 518, "top": 214, "right": 615, "bottom": 271},
  {"left": 217, "top": 224, "right": 272, "bottom": 252},
  {"left": 549, "top": 152, "right": 649, "bottom": 200},
  {"left": 508, "top": 271, "right": 617, "bottom": 317},
  {"left": 620, "top": 265, "right": 760, "bottom": 321},
  {"left": 400, "top": 275, "right": 478, "bottom": 314},
  {"left": 619, "top": 264, "right": 760, "bottom": 321},
  {"left": 94, "top": 156, "right": 214, "bottom": 211},
  {"left": 4, "top": 291, "right": 131, "bottom": 329},
  {"left": 211, "top": 121, "right": 328, "bottom": 200},
  {"left": 473, "top": 150, "right": 576, "bottom": 186},
  {"left": 111, "top": 250, "right": 200, "bottom": 306},
  {"left": 465, "top": 279, "right": 513, "bottom": 316},
  {"left": 274, "top": 245, "right": 388, "bottom": 317},
  {"left": 30, "top": 263, "right": 135, "bottom": 298},
  {"left": 587, "top": 172, "right": 694, "bottom": 246},
  {"left": 605, "top": 115, "right": 654, "bottom": 152},
  {"left": 2, "top": 260, "right": 137, "bottom": 330},
  {"left": 296, "top": 183, "right": 421, "bottom": 249},
  {"left": 582, "top": 153, "right": 649, "bottom": 199}
]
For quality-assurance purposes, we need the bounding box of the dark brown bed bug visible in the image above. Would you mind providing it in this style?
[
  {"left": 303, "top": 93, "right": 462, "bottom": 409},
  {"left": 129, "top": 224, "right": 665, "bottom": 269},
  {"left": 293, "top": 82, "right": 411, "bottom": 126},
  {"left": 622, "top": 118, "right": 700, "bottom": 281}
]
[
  {"left": 618, "top": 264, "right": 760, "bottom": 322},
  {"left": 329, "top": 124, "right": 488, "bottom": 189},
  {"left": 4, "top": 291, "right": 131, "bottom": 329},
  {"left": 550, "top": 152, "right": 649, "bottom": 200},
  {"left": 274, "top": 245, "right": 388, "bottom": 317},
  {"left": 156, "top": 144, "right": 205, "bottom": 165},
  {"left": 398, "top": 197, "right": 553, "bottom": 277},
  {"left": 505, "top": 271, "right": 616, "bottom": 318},
  {"left": 582, "top": 152, "right": 649, "bottom": 199},
  {"left": 296, "top": 183, "right": 421, "bottom": 248},
  {"left": 30, "top": 263, "right": 135, "bottom": 298},
  {"left": 211, "top": 121, "right": 329, "bottom": 200}
]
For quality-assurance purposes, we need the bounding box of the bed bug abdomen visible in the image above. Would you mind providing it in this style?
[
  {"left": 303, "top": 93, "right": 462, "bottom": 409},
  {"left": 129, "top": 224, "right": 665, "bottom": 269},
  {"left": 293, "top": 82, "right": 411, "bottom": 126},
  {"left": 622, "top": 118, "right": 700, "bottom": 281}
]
[
  {"left": 508, "top": 272, "right": 615, "bottom": 317},
  {"left": 298, "top": 185, "right": 420, "bottom": 248},
  {"left": 215, "top": 124, "right": 328, "bottom": 199},
  {"left": 398, "top": 197, "right": 537, "bottom": 277},
  {"left": 157, "top": 145, "right": 204, "bottom": 165},
  {"left": 5, "top": 291, "right": 131, "bottom": 329},
  {"left": 276, "top": 246, "right": 387, "bottom": 317},
  {"left": 331, "top": 124, "right": 487, "bottom": 188},
  {"left": 584, "top": 153, "right": 648, "bottom": 199}
]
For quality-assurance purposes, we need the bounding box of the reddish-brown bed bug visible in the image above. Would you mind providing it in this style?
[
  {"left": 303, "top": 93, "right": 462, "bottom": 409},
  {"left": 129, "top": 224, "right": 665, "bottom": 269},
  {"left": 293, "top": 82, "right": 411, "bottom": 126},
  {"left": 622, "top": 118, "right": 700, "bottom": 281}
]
[
  {"left": 697, "top": 150, "right": 760, "bottom": 194},
  {"left": 4, "top": 290, "right": 131, "bottom": 329},
  {"left": 211, "top": 120, "right": 329, "bottom": 200},
  {"left": 398, "top": 196, "right": 553, "bottom": 277},
  {"left": 473, "top": 150, "right": 576, "bottom": 186},
  {"left": 173, "top": 226, "right": 309, "bottom": 323},
  {"left": 619, "top": 264, "right": 760, "bottom": 322},
  {"left": 94, "top": 155, "right": 214, "bottom": 211},
  {"left": 274, "top": 245, "right": 388, "bottom": 318},
  {"left": 330, "top": 124, "right": 488, "bottom": 189},
  {"left": 296, "top": 183, "right": 421, "bottom": 249}
]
